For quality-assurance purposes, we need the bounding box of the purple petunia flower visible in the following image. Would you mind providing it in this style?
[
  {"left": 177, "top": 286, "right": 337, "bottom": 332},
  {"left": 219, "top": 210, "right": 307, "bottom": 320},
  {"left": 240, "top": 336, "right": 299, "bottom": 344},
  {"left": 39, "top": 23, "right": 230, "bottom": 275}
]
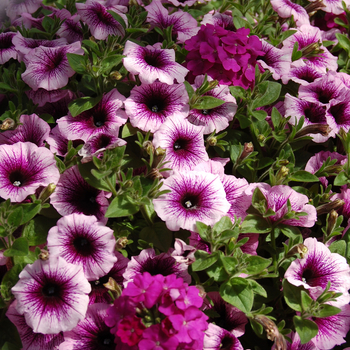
[
  {"left": 0, "top": 32, "right": 17, "bottom": 64},
  {"left": 123, "top": 41, "right": 189, "bottom": 85},
  {"left": 26, "top": 88, "right": 73, "bottom": 107},
  {"left": 281, "top": 61, "right": 323, "bottom": 86},
  {"left": 0, "top": 113, "right": 50, "bottom": 147},
  {"left": 124, "top": 82, "right": 189, "bottom": 133},
  {"left": 153, "top": 170, "right": 231, "bottom": 232},
  {"left": 6, "top": 0, "right": 42, "bottom": 21},
  {"left": 201, "top": 10, "right": 236, "bottom": 31},
  {"left": 270, "top": 0, "right": 310, "bottom": 27},
  {"left": 203, "top": 324, "right": 244, "bottom": 350},
  {"left": 76, "top": 0, "right": 127, "bottom": 40},
  {"left": 6, "top": 300, "right": 64, "bottom": 350},
  {"left": 22, "top": 42, "right": 84, "bottom": 91},
  {"left": 59, "top": 303, "right": 118, "bottom": 350},
  {"left": 152, "top": 114, "right": 208, "bottom": 176},
  {"left": 47, "top": 214, "right": 117, "bottom": 281},
  {"left": 0, "top": 142, "right": 60, "bottom": 202},
  {"left": 187, "top": 75, "right": 237, "bottom": 134},
  {"left": 145, "top": 0, "right": 199, "bottom": 43},
  {"left": 56, "top": 15, "right": 83, "bottom": 44},
  {"left": 284, "top": 237, "right": 350, "bottom": 299},
  {"left": 57, "top": 88, "right": 127, "bottom": 142},
  {"left": 50, "top": 165, "right": 110, "bottom": 223},
  {"left": 11, "top": 256, "right": 91, "bottom": 334}
]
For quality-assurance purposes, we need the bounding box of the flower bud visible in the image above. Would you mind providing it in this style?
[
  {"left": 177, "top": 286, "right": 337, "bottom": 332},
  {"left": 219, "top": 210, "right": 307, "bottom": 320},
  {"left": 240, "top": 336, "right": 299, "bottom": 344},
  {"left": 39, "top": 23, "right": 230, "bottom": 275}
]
[
  {"left": 317, "top": 199, "right": 344, "bottom": 216},
  {"left": 103, "top": 277, "right": 122, "bottom": 298},
  {"left": 38, "top": 249, "right": 49, "bottom": 261},
  {"left": 257, "top": 134, "right": 265, "bottom": 143},
  {"left": 207, "top": 136, "right": 217, "bottom": 147},
  {"left": 287, "top": 244, "right": 308, "bottom": 259},
  {"left": 148, "top": 168, "right": 163, "bottom": 180},
  {"left": 240, "top": 142, "right": 253, "bottom": 159},
  {"left": 327, "top": 210, "right": 338, "bottom": 236},
  {"left": 155, "top": 147, "right": 166, "bottom": 157},
  {"left": 0, "top": 118, "right": 15, "bottom": 130},
  {"left": 110, "top": 71, "right": 123, "bottom": 80},
  {"left": 143, "top": 140, "right": 154, "bottom": 155},
  {"left": 38, "top": 183, "right": 56, "bottom": 201},
  {"left": 116, "top": 237, "right": 128, "bottom": 250},
  {"left": 295, "top": 124, "right": 331, "bottom": 138}
]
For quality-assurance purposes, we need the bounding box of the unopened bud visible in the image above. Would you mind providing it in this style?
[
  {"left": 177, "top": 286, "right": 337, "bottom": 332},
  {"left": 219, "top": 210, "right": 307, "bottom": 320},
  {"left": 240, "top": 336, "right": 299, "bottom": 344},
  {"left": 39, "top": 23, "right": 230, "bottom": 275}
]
[
  {"left": 305, "top": 0, "right": 326, "bottom": 14},
  {"left": 143, "top": 140, "right": 154, "bottom": 155},
  {"left": 39, "top": 249, "right": 49, "bottom": 261},
  {"left": 38, "top": 183, "right": 56, "bottom": 201},
  {"left": 276, "top": 166, "right": 289, "bottom": 184},
  {"left": 295, "top": 124, "right": 331, "bottom": 138},
  {"left": 207, "top": 136, "right": 217, "bottom": 147},
  {"left": 257, "top": 134, "right": 265, "bottom": 143},
  {"left": 287, "top": 244, "right": 308, "bottom": 259},
  {"left": 110, "top": 71, "right": 122, "bottom": 80},
  {"left": 155, "top": 147, "right": 166, "bottom": 157},
  {"left": 317, "top": 199, "right": 344, "bottom": 216},
  {"left": 103, "top": 277, "right": 122, "bottom": 298},
  {"left": 327, "top": 210, "right": 339, "bottom": 236},
  {"left": 89, "top": 36, "right": 96, "bottom": 42},
  {"left": 196, "top": 285, "right": 206, "bottom": 299},
  {"left": 148, "top": 168, "right": 163, "bottom": 180},
  {"left": 116, "top": 236, "right": 128, "bottom": 250},
  {"left": 0, "top": 118, "right": 15, "bottom": 130},
  {"left": 124, "top": 180, "right": 133, "bottom": 188},
  {"left": 240, "top": 142, "right": 254, "bottom": 159}
]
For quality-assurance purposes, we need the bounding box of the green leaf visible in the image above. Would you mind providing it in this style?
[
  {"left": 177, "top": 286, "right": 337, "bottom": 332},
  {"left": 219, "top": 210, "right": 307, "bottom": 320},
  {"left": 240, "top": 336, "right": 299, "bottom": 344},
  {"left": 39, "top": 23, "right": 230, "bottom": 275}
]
[
  {"left": 101, "top": 54, "right": 124, "bottom": 74},
  {"left": 289, "top": 171, "right": 319, "bottom": 182},
  {"left": 67, "top": 53, "right": 88, "bottom": 74},
  {"left": 282, "top": 279, "right": 303, "bottom": 312},
  {"left": 22, "top": 216, "right": 56, "bottom": 246},
  {"left": 0, "top": 82, "right": 16, "bottom": 93},
  {"left": 184, "top": 81, "right": 194, "bottom": 99},
  {"left": 105, "top": 194, "right": 139, "bottom": 218},
  {"left": 122, "top": 123, "right": 137, "bottom": 138},
  {"left": 196, "top": 221, "right": 210, "bottom": 241},
  {"left": 192, "top": 96, "right": 225, "bottom": 110},
  {"left": 334, "top": 172, "right": 349, "bottom": 186},
  {"left": 294, "top": 316, "right": 318, "bottom": 344},
  {"left": 139, "top": 222, "right": 173, "bottom": 252},
  {"left": 192, "top": 251, "right": 218, "bottom": 271},
  {"left": 20, "top": 203, "right": 41, "bottom": 225},
  {"left": 251, "top": 81, "right": 281, "bottom": 109},
  {"left": 248, "top": 279, "right": 267, "bottom": 298},
  {"left": 280, "top": 225, "right": 302, "bottom": 239},
  {"left": 213, "top": 216, "right": 233, "bottom": 235},
  {"left": 3, "top": 237, "right": 29, "bottom": 257},
  {"left": 328, "top": 240, "right": 346, "bottom": 256},
  {"left": 68, "top": 95, "right": 102, "bottom": 118},
  {"left": 336, "top": 33, "right": 350, "bottom": 54},
  {"left": 1, "top": 263, "right": 25, "bottom": 301},
  {"left": 229, "top": 86, "right": 246, "bottom": 99},
  {"left": 301, "top": 290, "right": 314, "bottom": 311},
  {"left": 251, "top": 110, "right": 268, "bottom": 121},
  {"left": 0, "top": 225, "right": 7, "bottom": 238},
  {"left": 271, "top": 107, "right": 282, "bottom": 129},
  {"left": 292, "top": 42, "right": 302, "bottom": 61},
  {"left": 1, "top": 342, "right": 21, "bottom": 350},
  {"left": 316, "top": 304, "right": 341, "bottom": 318},
  {"left": 243, "top": 256, "right": 271, "bottom": 274},
  {"left": 7, "top": 207, "right": 23, "bottom": 227},
  {"left": 107, "top": 10, "right": 126, "bottom": 30},
  {"left": 220, "top": 277, "right": 254, "bottom": 313},
  {"left": 78, "top": 161, "right": 111, "bottom": 192},
  {"left": 240, "top": 214, "right": 271, "bottom": 234}
]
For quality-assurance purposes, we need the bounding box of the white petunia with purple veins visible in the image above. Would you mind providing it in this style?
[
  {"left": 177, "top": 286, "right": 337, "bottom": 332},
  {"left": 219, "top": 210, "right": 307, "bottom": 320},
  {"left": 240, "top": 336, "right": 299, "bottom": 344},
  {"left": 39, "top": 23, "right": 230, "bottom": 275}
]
[
  {"left": 124, "top": 82, "right": 189, "bottom": 133},
  {"left": 203, "top": 324, "right": 244, "bottom": 350},
  {"left": 270, "top": 0, "right": 310, "bottom": 27},
  {"left": 153, "top": 170, "right": 231, "bottom": 232},
  {"left": 21, "top": 41, "right": 84, "bottom": 91},
  {"left": 0, "top": 32, "right": 17, "bottom": 64},
  {"left": 152, "top": 114, "right": 208, "bottom": 176},
  {"left": 47, "top": 214, "right": 118, "bottom": 281},
  {"left": 0, "top": 142, "right": 60, "bottom": 202},
  {"left": 123, "top": 41, "right": 189, "bottom": 85},
  {"left": 57, "top": 88, "right": 127, "bottom": 142},
  {"left": 11, "top": 256, "right": 91, "bottom": 334},
  {"left": 284, "top": 237, "right": 350, "bottom": 299}
]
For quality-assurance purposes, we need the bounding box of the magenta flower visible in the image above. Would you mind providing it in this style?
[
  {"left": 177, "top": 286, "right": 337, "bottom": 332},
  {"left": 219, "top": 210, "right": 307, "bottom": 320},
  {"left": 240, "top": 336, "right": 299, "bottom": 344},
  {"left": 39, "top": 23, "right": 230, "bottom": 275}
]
[
  {"left": 0, "top": 142, "right": 59, "bottom": 202},
  {"left": 47, "top": 214, "right": 117, "bottom": 281},
  {"left": 11, "top": 256, "right": 91, "bottom": 334},
  {"left": 187, "top": 75, "right": 237, "bottom": 134},
  {"left": 0, "top": 32, "right": 17, "bottom": 64},
  {"left": 57, "top": 88, "right": 127, "bottom": 142},
  {"left": 76, "top": 0, "right": 127, "bottom": 40},
  {"left": 6, "top": 300, "right": 64, "bottom": 350},
  {"left": 22, "top": 42, "right": 84, "bottom": 91},
  {"left": 201, "top": 10, "right": 236, "bottom": 31},
  {"left": 138, "top": 324, "right": 179, "bottom": 350},
  {"left": 281, "top": 61, "right": 323, "bottom": 86},
  {"left": 145, "top": 0, "right": 199, "bottom": 43},
  {"left": 59, "top": 303, "right": 117, "bottom": 350},
  {"left": 6, "top": 0, "right": 42, "bottom": 21},
  {"left": 153, "top": 170, "right": 231, "bottom": 232},
  {"left": 203, "top": 324, "right": 244, "bottom": 350},
  {"left": 0, "top": 113, "right": 50, "bottom": 147},
  {"left": 284, "top": 238, "right": 350, "bottom": 299},
  {"left": 270, "top": 0, "right": 310, "bottom": 27},
  {"left": 123, "top": 41, "right": 189, "bottom": 84},
  {"left": 124, "top": 82, "right": 189, "bottom": 133},
  {"left": 50, "top": 165, "right": 110, "bottom": 223},
  {"left": 117, "top": 315, "right": 146, "bottom": 346},
  {"left": 152, "top": 114, "right": 208, "bottom": 176}
]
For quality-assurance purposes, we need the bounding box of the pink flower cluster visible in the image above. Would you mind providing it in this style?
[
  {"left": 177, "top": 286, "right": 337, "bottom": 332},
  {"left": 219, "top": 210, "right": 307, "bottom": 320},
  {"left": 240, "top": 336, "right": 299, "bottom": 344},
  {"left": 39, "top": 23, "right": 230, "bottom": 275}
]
[
  {"left": 185, "top": 24, "right": 265, "bottom": 89},
  {"left": 105, "top": 272, "right": 208, "bottom": 349}
]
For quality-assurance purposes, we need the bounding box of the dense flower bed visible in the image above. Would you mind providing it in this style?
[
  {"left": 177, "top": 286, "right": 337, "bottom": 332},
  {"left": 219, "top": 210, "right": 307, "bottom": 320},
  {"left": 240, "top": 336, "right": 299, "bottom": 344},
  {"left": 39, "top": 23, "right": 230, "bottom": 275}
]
[{"left": 1, "top": 0, "right": 350, "bottom": 349}]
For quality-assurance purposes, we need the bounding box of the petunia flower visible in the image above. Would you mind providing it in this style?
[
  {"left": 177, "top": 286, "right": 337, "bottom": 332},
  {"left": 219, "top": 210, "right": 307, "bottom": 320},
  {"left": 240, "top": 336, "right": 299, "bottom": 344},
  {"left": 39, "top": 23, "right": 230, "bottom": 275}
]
[
  {"left": 203, "top": 324, "right": 244, "bottom": 350},
  {"left": 123, "top": 41, "right": 189, "bottom": 85},
  {"left": 50, "top": 165, "right": 110, "bottom": 223},
  {"left": 6, "top": 0, "right": 42, "bottom": 21},
  {"left": 26, "top": 88, "right": 73, "bottom": 107},
  {"left": 201, "top": 10, "right": 236, "bottom": 31},
  {"left": 270, "top": 0, "right": 310, "bottom": 27},
  {"left": 76, "top": 0, "right": 127, "bottom": 40},
  {"left": 187, "top": 75, "right": 237, "bottom": 134},
  {"left": 21, "top": 41, "right": 84, "bottom": 91},
  {"left": 0, "top": 113, "right": 50, "bottom": 147},
  {"left": 145, "top": 0, "right": 199, "bottom": 43},
  {"left": 6, "top": 300, "right": 65, "bottom": 350},
  {"left": 58, "top": 303, "right": 118, "bottom": 350},
  {"left": 153, "top": 170, "right": 231, "bottom": 232},
  {"left": 124, "top": 82, "right": 189, "bottom": 133},
  {"left": 47, "top": 214, "right": 117, "bottom": 281},
  {"left": 284, "top": 237, "right": 350, "bottom": 299},
  {"left": 152, "top": 114, "right": 208, "bottom": 176},
  {"left": 11, "top": 256, "right": 91, "bottom": 334},
  {"left": 281, "top": 61, "right": 323, "bottom": 85},
  {"left": 0, "top": 32, "right": 17, "bottom": 64},
  {"left": 56, "top": 15, "right": 83, "bottom": 44},
  {"left": 0, "top": 142, "right": 60, "bottom": 202},
  {"left": 57, "top": 88, "right": 127, "bottom": 142}
]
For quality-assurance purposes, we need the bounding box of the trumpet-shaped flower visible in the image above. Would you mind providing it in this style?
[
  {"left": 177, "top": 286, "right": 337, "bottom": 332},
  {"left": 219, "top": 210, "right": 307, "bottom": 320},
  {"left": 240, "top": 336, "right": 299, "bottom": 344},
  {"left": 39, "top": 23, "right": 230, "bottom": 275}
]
[
  {"left": 0, "top": 142, "right": 59, "bottom": 202},
  {"left": 0, "top": 32, "right": 17, "bottom": 64},
  {"left": 11, "top": 256, "right": 91, "bottom": 334},
  {"left": 153, "top": 170, "right": 231, "bottom": 231}
]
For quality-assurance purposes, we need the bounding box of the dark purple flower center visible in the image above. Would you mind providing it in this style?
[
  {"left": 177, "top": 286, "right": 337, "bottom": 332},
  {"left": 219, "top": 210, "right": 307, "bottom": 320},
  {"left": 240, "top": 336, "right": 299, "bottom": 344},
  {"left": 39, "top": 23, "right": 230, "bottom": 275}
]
[
  {"left": 220, "top": 334, "right": 235, "bottom": 350},
  {"left": 201, "top": 109, "right": 209, "bottom": 115},
  {"left": 295, "top": 68, "right": 321, "bottom": 83},
  {"left": 42, "top": 283, "right": 61, "bottom": 297},
  {"left": 181, "top": 194, "right": 199, "bottom": 209},
  {"left": 0, "top": 34, "right": 14, "bottom": 50},
  {"left": 92, "top": 110, "right": 107, "bottom": 127},
  {"left": 141, "top": 255, "right": 178, "bottom": 276},
  {"left": 302, "top": 104, "right": 326, "bottom": 123},
  {"left": 9, "top": 170, "right": 25, "bottom": 187},
  {"left": 96, "top": 330, "right": 115, "bottom": 349},
  {"left": 73, "top": 236, "right": 93, "bottom": 256},
  {"left": 144, "top": 51, "right": 163, "bottom": 67},
  {"left": 302, "top": 268, "right": 315, "bottom": 285},
  {"left": 173, "top": 138, "right": 190, "bottom": 151},
  {"left": 329, "top": 102, "right": 350, "bottom": 126},
  {"left": 70, "top": 186, "right": 102, "bottom": 216},
  {"left": 96, "top": 134, "right": 113, "bottom": 149}
]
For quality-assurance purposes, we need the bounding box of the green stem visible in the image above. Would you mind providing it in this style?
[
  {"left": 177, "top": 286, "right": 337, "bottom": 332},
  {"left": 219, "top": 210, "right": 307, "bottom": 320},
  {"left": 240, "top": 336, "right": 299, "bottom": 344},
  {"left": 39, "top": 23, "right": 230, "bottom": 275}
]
[
  {"left": 105, "top": 177, "right": 118, "bottom": 197},
  {"left": 140, "top": 204, "right": 154, "bottom": 226},
  {"left": 270, "top": 227, "right": 278, "bottom": 273}
]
